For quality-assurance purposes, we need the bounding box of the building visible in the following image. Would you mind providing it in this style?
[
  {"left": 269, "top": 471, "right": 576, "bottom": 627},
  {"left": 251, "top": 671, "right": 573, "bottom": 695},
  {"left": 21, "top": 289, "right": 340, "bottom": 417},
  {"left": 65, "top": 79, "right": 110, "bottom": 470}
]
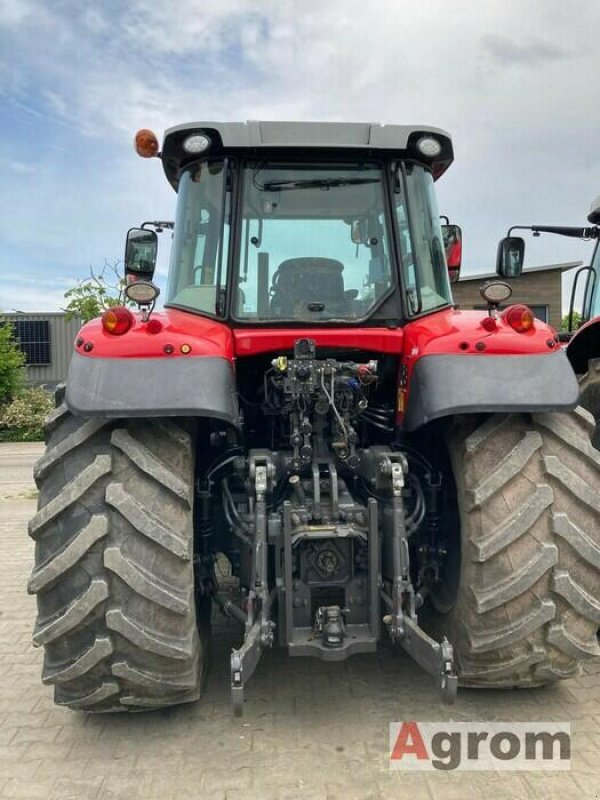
[
  {"left": 0, "top": 312, "right": 81, "bottom": 388},
  {"left": 452, "top": 261, "right": 581, "bottom": 330}
]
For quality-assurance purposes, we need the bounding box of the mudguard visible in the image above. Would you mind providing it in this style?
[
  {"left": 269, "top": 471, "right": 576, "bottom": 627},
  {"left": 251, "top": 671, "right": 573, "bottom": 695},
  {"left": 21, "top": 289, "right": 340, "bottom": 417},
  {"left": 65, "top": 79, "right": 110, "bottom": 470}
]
[
  {"left": 403, "top": 351, "right": 579, "bottom": 432},
  {"left": 566, "top": 319, "right": 600, "bottom": 375},
  {"left": 66, "top": 352, "right": 240, "bottom": 427}
]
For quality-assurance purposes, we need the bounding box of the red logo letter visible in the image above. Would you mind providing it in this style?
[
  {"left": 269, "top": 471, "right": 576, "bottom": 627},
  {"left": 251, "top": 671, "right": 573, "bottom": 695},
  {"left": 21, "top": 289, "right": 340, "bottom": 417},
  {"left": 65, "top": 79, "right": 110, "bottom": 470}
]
[{"left": 391, "top": 722, "right": 428, "bottom": 761}]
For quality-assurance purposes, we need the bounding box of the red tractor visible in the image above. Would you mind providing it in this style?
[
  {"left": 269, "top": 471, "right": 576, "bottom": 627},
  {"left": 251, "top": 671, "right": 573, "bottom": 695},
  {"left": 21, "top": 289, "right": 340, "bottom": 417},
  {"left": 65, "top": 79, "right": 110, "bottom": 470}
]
[
  {"left": 499, "top": 196, "right": 600, "bottom": 445},
  {"left": 29, "top": 122, "right": 600, "bottom": 715}
]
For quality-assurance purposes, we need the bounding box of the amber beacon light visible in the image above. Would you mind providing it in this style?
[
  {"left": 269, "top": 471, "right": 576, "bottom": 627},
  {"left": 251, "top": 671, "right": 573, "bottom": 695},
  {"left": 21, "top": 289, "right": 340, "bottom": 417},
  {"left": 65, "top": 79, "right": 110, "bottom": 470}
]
[{"left": 134, "top": 129, "right": 160, "bottom": 158}]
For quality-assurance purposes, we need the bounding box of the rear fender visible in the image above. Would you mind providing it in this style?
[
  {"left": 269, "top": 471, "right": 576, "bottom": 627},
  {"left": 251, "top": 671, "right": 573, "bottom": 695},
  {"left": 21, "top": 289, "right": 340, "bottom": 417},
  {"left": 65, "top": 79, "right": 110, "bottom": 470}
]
[
  {"left": 403, "top": 351, "right": 579, "bottom": 432},
  {"left": 66, "top": 352, "right": 240, "bottom": 427},
  {"left": 66, "top": 308, "right": 239, "bottom": 426},
  {"left": 566, "top": 318, "right": 600, "bottom": 375}
]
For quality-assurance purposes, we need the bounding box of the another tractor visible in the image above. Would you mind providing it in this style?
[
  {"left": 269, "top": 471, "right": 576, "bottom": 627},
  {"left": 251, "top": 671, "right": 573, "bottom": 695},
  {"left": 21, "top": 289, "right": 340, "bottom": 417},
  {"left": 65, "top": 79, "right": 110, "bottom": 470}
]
[
  {"left": 499, "top": 196, "right": 600, "bottom": 446},
  {"left": 29, "top": 122, "right": 600, "bottom": 714}
]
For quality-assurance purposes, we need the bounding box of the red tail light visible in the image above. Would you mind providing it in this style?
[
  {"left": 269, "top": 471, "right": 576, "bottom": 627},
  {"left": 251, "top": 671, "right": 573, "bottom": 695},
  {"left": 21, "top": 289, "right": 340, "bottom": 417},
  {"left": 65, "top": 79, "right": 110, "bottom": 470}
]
[
  {"left": 102, "top": 306, "right": 134, "bottom": 336},
  {"left": 480, "top": 316, "right": 497, "bottom": 332},
  {"left": 502, "top": 304, "right": 535, "bottom": 333}
]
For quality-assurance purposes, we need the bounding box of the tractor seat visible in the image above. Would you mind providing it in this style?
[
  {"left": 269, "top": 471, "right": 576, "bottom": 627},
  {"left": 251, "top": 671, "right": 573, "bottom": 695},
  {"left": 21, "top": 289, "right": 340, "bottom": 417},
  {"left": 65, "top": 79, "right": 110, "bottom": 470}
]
[{"left": 270, "top": 257, "right": 346, "bottom": 317}]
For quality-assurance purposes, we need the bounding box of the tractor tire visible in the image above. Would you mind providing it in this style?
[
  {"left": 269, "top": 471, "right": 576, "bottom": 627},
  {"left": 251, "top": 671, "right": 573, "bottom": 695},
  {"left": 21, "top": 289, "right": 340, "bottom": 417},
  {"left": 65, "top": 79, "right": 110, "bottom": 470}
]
[
  {"left": 578, "top": 358, "right": 600, "bottom": 449},
  {"left": 436, "top": 408, "right": 600, "bottom": 688},
  {"left": 28, "top": 395, "right": 205, "bottom": 712}
]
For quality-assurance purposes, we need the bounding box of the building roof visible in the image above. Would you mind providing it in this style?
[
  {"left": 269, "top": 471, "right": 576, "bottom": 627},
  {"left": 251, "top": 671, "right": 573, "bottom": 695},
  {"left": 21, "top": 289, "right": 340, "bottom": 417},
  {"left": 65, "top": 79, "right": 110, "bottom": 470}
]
[
  {"left": 0, "top": 311, "right": 74, "bottom": 319},
  {"left": 458, "top": 261, "right": 582, "bottom": 283}
]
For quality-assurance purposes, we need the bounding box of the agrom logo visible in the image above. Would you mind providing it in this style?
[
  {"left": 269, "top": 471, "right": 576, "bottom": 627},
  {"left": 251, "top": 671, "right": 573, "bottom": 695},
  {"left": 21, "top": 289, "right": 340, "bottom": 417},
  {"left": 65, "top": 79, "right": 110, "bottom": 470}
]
[{"left": 389, "top": 722, "right": 571, "bottom": 771}]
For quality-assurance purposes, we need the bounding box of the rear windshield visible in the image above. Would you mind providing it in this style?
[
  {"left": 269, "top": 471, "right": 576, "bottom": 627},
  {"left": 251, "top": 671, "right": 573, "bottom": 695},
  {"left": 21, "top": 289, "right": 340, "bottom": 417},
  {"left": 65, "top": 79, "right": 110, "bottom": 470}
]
[{"left": 234, "top": 162, "right": 394, "bottom": 322}]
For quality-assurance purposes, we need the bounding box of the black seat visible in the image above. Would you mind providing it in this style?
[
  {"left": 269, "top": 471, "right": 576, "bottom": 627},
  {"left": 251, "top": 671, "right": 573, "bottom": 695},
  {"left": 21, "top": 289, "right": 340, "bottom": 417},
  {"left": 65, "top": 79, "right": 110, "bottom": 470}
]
[{"left": 270, "top": 258, "right": 345, "bottom": 316}]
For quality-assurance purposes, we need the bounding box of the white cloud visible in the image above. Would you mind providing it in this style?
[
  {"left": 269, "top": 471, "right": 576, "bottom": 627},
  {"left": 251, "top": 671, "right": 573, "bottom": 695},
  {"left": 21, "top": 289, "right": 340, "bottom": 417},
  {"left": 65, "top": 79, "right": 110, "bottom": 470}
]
[
  {"left": 1, "top": 0, "right": 600, "bottom": 311},
  {"left": 0, "top": 273, "right": 75, "bottom": 313},
  {"left": 0, "top": 0, "right": 38, "bottom": 28},
  {"left": 120, "top": 0, "right": 267, "bottom": 55}
]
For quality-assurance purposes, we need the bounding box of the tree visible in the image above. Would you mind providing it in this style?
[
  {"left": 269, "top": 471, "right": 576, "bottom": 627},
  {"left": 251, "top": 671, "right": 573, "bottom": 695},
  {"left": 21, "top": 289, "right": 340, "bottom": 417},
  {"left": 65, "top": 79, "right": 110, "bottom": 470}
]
[
  {"left": 560, "top": 311, "right": 582, "bottom": 332},
  {"left": 0, "top": 323, "right": 25, "bottom": 406},
  {"left": 63, "top": 260, "right": 132, "bottom": 324}
]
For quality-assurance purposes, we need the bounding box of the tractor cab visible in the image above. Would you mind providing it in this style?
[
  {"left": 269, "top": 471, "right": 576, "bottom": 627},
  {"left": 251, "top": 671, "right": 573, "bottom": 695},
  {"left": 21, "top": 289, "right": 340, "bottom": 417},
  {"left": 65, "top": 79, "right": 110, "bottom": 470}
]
[{"left": 128, "top": 122, "right": 459, "bottom": 327}]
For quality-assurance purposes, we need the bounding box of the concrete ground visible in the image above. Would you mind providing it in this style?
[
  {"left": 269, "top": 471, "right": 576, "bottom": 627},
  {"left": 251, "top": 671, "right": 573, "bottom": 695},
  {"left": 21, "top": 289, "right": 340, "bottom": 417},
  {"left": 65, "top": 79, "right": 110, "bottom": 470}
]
[{"left": 0, "top": 441, "right": 599, "bottom": 799}]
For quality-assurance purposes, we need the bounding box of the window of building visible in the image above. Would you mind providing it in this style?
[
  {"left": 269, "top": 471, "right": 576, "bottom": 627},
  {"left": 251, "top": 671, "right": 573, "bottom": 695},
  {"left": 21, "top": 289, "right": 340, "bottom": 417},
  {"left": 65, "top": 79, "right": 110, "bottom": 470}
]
[
  {"left": 527, "top": 305, "right": 549, "bottom": 323},
  {"left": 13, "top": 320, "right": 51, "bottom": 366}
]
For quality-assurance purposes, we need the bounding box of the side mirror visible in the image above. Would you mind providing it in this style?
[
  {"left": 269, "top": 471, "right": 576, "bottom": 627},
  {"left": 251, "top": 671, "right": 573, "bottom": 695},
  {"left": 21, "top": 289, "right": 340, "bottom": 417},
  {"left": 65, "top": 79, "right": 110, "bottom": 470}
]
[
  {"left": 124, "top": 228, "right": 158, "bottom": 280},
  {"left": 496, "top": 236, "right": 524, "bottom": 278},
  {"left": 351, "top": 219, "right": 368, "bottom": 245},
  {"left": 441, "top": 224, "right": 462, "bottom": 283}
]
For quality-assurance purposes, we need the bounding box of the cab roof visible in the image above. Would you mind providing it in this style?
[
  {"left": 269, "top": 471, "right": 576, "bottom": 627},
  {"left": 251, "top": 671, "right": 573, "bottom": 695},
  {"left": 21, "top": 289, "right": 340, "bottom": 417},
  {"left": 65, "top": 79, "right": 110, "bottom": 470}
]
[{"left": 161, "top": 120, "right": 454, "bottom": 190}]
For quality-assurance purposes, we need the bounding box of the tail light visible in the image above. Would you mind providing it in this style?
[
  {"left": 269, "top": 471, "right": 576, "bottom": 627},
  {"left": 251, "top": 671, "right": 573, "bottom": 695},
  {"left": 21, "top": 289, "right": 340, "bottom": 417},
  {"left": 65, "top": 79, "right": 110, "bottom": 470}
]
[
  {"left": 502, "top": 304, "right": 535, "bottom": 333},
  {"left": 102, "top": 306, "right": 134, "bottom": 336}
]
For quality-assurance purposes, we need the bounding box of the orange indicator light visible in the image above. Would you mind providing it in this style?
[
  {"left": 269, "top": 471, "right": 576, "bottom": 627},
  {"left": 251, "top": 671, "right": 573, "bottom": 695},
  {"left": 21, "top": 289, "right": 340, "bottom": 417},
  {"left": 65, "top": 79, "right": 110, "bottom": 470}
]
[{"left": 134, "top": 129, "right": 160, "bottom": 158}]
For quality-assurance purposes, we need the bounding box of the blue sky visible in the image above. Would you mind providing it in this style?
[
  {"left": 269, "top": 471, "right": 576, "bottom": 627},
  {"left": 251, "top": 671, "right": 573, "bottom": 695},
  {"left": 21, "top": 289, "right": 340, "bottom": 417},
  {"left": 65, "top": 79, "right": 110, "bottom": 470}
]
[{"left": 1, "top": 0, "right": 599, "bottom": 312}]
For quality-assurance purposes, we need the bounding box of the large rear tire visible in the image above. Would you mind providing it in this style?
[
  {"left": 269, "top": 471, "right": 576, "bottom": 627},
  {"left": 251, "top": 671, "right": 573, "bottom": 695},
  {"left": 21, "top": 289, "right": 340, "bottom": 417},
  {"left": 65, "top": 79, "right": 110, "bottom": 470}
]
[
  {"left": 436, "top": 408, "right": 600, "bottom": 687},
  {"left": 579, "top": 358, "right": 600, "bottom": 448},
  {"left": 28, "top": 396, "right": 205, "bottom": 711}
]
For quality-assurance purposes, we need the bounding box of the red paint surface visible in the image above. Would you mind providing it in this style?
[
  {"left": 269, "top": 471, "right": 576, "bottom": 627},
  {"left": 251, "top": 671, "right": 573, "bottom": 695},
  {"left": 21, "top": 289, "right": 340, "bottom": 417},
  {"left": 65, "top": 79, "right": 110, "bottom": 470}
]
[
  {"left": 401, "top": 307, "right": 558, "bottom": 360},
  {"left": 75, "top": 306, "right": 557, "bottom": 359},
  {"left": 74, "top": 309, "right": 235, "bottom": 359},
  {"left": 232, "top": 327, "right": 404, "bottom": 356}
]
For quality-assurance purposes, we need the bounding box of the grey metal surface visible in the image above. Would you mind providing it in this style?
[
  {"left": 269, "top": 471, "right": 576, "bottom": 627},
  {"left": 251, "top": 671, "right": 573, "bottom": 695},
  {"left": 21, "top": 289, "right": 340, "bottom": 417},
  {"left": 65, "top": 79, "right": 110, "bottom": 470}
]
[
  {"left": 65, "top": 352, "right": 240, "bottom": 425},
  {"left": 164, "top": 120, "right": 451, "bottom": 150},
  {"left": 1, "top": 312, "right": 81, "bottom": 387},
  {"left": 288, "top": 624, "right": 377, "bottom": 661},
  {"left": 161, "top": 120, "right": 454, "bottom": 190},
  {"left": 403, "top": 351, "right": 580, "bottom": 431}
]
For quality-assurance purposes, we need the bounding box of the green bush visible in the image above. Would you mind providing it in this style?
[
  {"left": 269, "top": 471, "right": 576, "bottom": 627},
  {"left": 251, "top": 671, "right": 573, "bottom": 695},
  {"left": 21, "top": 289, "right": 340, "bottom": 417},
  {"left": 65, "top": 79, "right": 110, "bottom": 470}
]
[
  {"left": 0, "top": 323, "right": 25, "bottom": 405},
  {"left": 0, "top": 387, "right": 53, "bottom": 442}
]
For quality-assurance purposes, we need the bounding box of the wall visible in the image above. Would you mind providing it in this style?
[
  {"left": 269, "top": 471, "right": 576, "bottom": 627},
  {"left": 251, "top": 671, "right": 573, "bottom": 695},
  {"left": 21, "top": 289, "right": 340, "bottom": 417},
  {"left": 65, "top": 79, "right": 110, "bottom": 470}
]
[
  {"left": 452, "top": 270, "right": 563, "bottom": 330},
  {"left": 1, "top": 313, "right": 81, "bottom": 387}
]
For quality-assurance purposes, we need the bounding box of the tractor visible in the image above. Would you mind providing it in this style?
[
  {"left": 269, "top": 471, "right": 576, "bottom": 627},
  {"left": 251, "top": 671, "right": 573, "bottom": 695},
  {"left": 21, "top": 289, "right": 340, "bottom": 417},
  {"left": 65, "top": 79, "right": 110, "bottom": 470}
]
[
  {"left": 499, "top": 196, "right": 600, "bottom": 445},
  {"left": 28, "top": 122, "right": 600, "bottom": 715}
]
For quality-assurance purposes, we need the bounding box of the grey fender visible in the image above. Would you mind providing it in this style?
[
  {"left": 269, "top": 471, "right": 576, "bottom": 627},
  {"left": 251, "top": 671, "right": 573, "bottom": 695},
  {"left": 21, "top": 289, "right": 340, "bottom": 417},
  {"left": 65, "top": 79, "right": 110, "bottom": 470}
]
[
  {"left": 65, "top": 352, "right": 240, "bottom": 426},
  {"left": 566, "top": 319, "right": 600, "bottom": 375},
  {"left": 403, "top": 351, "right": 579, "bottom": 432}
]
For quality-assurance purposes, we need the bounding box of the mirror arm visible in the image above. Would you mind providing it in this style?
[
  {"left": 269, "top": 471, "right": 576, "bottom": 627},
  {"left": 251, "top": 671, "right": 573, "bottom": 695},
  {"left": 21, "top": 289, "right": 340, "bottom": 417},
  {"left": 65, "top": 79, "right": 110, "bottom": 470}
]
[
  {"left": 568, "top": 266, "right": 594, "bottom": 332},
  {"left": 507, "top": 224, "right": 599, "bottom": 240},
  {"left": 507, "top": 225, "right": 535, "bottom": 237},
  {"left": 583, "top": 268, "right": 597, "bottom": 325},
  {"left": 141, "top": 220, "right": 175, "bottom": 232}
]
